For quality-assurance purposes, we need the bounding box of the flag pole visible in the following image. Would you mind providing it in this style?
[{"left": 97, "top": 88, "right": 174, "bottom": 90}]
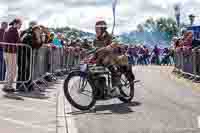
[{"left": 111, "top": 0, "right": 117, "bottom": 36}]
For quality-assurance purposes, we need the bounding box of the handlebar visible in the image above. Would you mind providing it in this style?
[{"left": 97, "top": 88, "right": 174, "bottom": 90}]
[{"left": 85, "top": 47, "right": 100, "bottom": 55}]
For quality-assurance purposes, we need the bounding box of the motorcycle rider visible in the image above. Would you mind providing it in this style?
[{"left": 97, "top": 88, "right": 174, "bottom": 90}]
[{"left": 93, "top": 20, "right": 134, "bottom": 97}]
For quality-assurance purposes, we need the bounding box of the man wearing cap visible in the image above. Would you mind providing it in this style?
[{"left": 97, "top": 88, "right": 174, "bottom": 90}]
[{"left": 3, "top": 18, "right": 22, "bottom": 93}]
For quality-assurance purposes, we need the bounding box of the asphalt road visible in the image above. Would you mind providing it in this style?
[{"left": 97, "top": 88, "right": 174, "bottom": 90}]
[
  {"left": 64, "top": 66, "right": 200, "bottom": 133},
  {"left": 0, "top": 66, "right": 199, "bottom": 133},
  {"left": 0, "top": 83, "right": 57, "bottom": 133}
]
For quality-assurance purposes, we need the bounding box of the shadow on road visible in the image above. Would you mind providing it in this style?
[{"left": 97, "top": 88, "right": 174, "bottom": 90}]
[
  {"left": 3, "top": 93, "right": 24, "bottom": 101},
  {"left": 66, "top": 101, "right": 141, "bottom": 115},
  {"left": 94, "top": 101, "right": 141, "bottom": 114},
  {"left": 16, "top": 92, "right": 50, "bottom": 99}
]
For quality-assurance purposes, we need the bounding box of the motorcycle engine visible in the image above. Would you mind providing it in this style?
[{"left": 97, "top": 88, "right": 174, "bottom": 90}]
[{"left": 94, "top": 76, "right": 107, "bottom": 89}]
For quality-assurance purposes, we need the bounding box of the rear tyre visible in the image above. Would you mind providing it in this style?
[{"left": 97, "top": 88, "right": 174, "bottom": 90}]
[{"left": 118, "top": 74, "right": 135, "bottom": 103}]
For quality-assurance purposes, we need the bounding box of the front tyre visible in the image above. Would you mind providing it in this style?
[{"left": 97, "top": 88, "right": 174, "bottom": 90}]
[{"left": 63, "top": 71, "right": 96, "bottom": 110}]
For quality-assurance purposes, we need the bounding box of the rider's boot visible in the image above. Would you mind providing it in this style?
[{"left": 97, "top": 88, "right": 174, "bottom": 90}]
[{"left": 107, "top": 65, "right": 122, "bottom": 97}]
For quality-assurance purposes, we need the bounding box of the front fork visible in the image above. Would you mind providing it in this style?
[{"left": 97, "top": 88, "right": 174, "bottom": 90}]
[{"left": 78, "top": 73, "right": 88, "bottom": 93}]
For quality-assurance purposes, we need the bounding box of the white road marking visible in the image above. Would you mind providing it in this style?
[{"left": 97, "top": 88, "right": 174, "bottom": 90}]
[
  {"left": 0, "top": 116, "right": 54, "bottom": 131},
  {"left": 57, "top": 90, "right": 67, "bottom": 133},
  {"left": 198, "top": 116, "right": 200, "bottom": 128},
  {"left": 24, "top": 97, "right": 56, "bottom": 105},
  {"left": 64, "top": 94, "right": 79, "bottom": 133},
  {"left": 63, "top": 79, "right": 79, "bottom": 133},
  {"left": 0, "top": 104, "right": 42, "bottom": 113}
]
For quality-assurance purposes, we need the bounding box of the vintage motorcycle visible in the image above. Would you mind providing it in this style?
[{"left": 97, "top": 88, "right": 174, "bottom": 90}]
[{"left": 63, "top": 50, "right": 137, "bottom": 110}]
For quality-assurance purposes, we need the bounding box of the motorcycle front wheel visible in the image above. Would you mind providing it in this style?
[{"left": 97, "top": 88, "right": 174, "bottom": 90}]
[{"left": 63, "top": 71, "right": 96, "bottom": 110}]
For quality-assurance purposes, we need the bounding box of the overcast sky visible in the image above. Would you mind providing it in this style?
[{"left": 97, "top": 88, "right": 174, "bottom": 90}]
[{"left": 0, "top": 0, "right": 200, "bottom": 34}]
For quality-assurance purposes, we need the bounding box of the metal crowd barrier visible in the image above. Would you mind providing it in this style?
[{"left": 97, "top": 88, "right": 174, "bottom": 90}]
[
  {"left": 0, "top": 42, "right": 82, "bottom": 92},
  {"left": 29, "top": 45, "right": 82, "bottom": 91},
  {"left": 0, "top": 42, "right": 32, "bottom": 89},
  {"left": 174, "top": 46, "right": 200, "bottom": 81}
]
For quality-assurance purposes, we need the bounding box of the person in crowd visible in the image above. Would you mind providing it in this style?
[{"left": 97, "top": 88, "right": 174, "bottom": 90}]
[
  {"left": 16, "top": 21, "right": 38, "bottom": 92},
  {"left": 60, "top": 34, "right": 66, "bottom": 46},
  {"left": 75, "top": 39, "right": 82, "bottom": 47},
  {"left": 181, "top": 31, "right": 193, "bottom": 48},
  {"left": 174, "top": 38, "right": 182, "bottom": 49},
  {"left": 49, "top": 33, "right": 55, "bottom": 43},
  {"left": 127, "top": 46, "right": 134, "bottom": 65},
  {"left": 151, "top": 45, "right": 160, "bottom": 65},
  {"left": 143, "top": 45, "right": 149, "bottom": 65},
  {"left": 0, "top": 22, "right": 8, "bottom": 81},
  {"left": 82, "top": 39, "right": 92, "bottom": 50},
  {"left": 161, "top": 47, "right": 171, "bottom": 65},
  {"left": 184, "top": 31, "right": 193, "bottom": 54},
  {"left": 52, "top": 33, "right": 63, "bottom": 48},
  {"left": 168, "top": 46, "right": 175, "bottom": 65},
  {"left": 3, "top": 18, "right": 22, "bottom": 93},
  {"left": 73, "top": 46, "right": 81, "bottom": 65},
  {"left": 137, "top": 45, "right": 145, "bottom": 65},
  {"left": 132, "top": 45, "right": 138, "bottom": 65}
]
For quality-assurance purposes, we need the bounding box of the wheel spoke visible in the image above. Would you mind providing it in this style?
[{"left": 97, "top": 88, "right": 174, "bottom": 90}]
[
  {"left": 80, "top": 92, "right": 93, "bottom": 97},
  {"left": 68, "top": 76, "right": 94, "bottom": 107},
  {"left": 120, "top": 75, "right": 132, "bottom": 98}
]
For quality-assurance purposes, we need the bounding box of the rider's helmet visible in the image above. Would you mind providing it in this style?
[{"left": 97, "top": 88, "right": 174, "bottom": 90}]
[{"left": 95, "top": 20, "right": 107, "bottom": 32}]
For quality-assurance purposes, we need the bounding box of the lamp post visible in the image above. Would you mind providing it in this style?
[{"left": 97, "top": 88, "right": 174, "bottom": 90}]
[
  {"left": 174, "top": 4, "right": 180, "bottom": 28},
  {"left": 189, "top": 14, "right": 195, "bottom": 26}
]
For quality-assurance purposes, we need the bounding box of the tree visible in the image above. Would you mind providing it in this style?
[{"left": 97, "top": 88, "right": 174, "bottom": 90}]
[
  {"left": 143, "top": 17, "right": 157, "bottom": 32},
  {"left": 137, "top": 17, "right": 179, "bottom": 40},
  {"left": 156, "top": 18, "right": 179, "bottom": 39},
  {"left": 137, "top": 24, "right": 144, "bottom": 32}
]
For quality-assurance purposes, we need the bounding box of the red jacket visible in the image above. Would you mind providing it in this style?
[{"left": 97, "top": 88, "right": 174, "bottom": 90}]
[{"left": 4, "top": 27, "right": 20, "bottom": 53}]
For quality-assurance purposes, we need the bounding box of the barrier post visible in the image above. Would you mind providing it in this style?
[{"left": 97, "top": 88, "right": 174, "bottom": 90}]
[{"left": 192, "top": 49, "right": 197, "bottom": 80}]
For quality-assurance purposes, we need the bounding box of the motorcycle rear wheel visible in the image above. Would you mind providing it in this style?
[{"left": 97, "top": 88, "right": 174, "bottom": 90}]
[{"left": 118, "top": 74, "right": 135, "bottom": 103}]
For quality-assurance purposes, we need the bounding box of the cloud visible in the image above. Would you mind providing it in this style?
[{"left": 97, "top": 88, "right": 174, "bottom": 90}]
[{"left": 0, "top": 0, "right": 200, "bottom": 34}]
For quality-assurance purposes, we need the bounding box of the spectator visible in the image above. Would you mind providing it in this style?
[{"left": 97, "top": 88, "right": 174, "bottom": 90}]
[
  {"left": 52, "top": 33, "right": 63, "bottom": 48},
  {"left": 127, "top": 46, "right": 134, "bottom": 65},
  {"left": 82, "top": 39, "right": 92, "bottom": 50},
  {"left": 132, "top": 45, "right": 138, "bottom": 65},
  {"left": 0, "top": 22, "right": 8, "bottom": 81},
  {"left": 182, "top": 31, "right": 193, "bottom": 48},
  {"left": 17, "top": 21, "right": 37, "bottom": 92},
  {"left": 151, "top": 45, "right": 160, "bottom": 65},
  {"left": 60, "top": 34, "right": 65, "bottom": 46},
  {"left": 49, "top": 33, "right": 55, "bottom": 43},
  {"left": 143, "top": 46, "right": 149, "bottom": 65},
  {"left": 3, "top": 18, "right": 22, "bottom": 93},
  {"left": 137, "top": 45, "right": 145, "bottom": 65}
]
